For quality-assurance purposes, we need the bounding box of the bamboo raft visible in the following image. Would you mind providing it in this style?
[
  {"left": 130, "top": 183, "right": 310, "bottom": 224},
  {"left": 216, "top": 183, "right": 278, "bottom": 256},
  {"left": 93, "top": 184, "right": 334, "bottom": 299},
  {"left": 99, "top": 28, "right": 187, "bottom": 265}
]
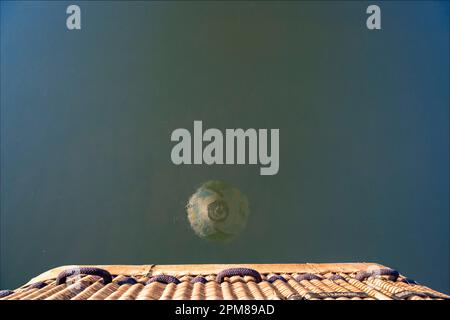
[{"left": 1, "top": 263, "right": 449, "bottom": 300}]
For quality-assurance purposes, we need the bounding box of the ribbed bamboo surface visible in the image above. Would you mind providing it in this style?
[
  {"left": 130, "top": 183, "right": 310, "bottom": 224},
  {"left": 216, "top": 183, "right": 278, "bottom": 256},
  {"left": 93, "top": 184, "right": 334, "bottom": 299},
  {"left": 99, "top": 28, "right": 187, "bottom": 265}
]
[{"left": 1, "top": 263, "right": 448, "bottom": 300}]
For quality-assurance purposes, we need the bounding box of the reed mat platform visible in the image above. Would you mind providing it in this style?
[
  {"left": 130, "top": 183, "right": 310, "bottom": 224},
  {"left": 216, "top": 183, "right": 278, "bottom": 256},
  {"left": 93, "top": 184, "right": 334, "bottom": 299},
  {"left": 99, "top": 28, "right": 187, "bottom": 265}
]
[{"left": 1, "top": 263, "right": 448, "bottom": 300}]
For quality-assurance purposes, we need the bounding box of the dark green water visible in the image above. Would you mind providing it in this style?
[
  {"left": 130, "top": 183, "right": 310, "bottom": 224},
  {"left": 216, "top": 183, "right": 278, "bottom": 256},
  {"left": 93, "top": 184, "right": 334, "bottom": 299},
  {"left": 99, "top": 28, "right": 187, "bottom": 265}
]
[{"left": 1, "top": 1, "right": 449, "bottom": 293}]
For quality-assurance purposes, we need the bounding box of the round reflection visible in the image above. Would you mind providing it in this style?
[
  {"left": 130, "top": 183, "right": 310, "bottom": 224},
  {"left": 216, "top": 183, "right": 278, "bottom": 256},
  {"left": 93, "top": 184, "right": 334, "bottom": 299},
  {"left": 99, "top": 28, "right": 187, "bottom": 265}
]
[{"left": 186, "top": 180, "right": 250, "bottom": 242}]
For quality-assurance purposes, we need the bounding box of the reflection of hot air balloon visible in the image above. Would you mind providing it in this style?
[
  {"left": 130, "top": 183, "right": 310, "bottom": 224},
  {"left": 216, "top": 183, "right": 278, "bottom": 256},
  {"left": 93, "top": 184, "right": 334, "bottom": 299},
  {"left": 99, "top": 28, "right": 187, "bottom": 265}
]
[{"left": 186, "top": 180, "right": 250, "bottom": 242}]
